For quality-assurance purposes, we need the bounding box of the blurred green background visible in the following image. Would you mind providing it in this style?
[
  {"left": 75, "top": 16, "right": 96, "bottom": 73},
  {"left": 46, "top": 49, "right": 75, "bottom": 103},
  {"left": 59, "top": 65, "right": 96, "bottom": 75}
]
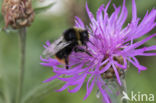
[{"left": 0, "top": 0, "right": 156, "bottom": 103}]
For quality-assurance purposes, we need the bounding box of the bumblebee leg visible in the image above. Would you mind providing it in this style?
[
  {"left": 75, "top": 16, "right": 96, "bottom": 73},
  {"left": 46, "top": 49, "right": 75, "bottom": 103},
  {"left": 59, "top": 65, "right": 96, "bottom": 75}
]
[
  {"left": 74, "top": 47, "right": 92, "bottom": 56},
  {"left": 64, "top": 56, "right": 69, "bottom": 69}
]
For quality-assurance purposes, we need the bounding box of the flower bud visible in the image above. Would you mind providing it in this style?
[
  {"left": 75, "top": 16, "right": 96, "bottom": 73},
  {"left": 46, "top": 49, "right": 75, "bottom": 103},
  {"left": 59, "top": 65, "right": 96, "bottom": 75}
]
[{"left": 2, "top": 0, "right": 34, "bottom": 29}]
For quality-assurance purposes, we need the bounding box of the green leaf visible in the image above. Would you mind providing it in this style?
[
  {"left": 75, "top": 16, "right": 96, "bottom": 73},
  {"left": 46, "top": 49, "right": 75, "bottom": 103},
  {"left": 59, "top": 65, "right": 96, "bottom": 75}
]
[
  {"left": 0, "top": 76, "right": 5, "bottom": 103},
  {"left": 34, "top": 2, "right": 55, "bottom": 14},
  {"left": 0, "top": 67, "right": 12, "bottom": 103}
]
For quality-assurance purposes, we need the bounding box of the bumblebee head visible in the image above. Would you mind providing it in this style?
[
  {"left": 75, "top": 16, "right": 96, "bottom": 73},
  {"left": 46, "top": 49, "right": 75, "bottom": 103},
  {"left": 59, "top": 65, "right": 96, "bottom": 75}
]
[{"left": 80, "top": 30, "right": 89, "bottom": 45}]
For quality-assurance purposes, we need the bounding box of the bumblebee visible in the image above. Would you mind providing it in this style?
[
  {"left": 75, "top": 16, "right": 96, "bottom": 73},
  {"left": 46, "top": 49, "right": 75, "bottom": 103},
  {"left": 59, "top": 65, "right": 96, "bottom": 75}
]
[{"left": 43, "top": 27, "right": 92, "bottom": 69}]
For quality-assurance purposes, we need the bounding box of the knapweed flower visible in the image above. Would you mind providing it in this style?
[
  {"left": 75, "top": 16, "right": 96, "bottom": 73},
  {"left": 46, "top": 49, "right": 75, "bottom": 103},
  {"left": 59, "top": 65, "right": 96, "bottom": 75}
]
[{"left": 41, "top": 0, "right": 156, "bottom": 103}]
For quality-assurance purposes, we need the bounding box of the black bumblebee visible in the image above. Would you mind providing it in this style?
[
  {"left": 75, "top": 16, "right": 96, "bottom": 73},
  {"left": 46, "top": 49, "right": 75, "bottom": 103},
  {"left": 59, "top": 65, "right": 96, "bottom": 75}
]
[{"left": 43, "top": 27, "right": 92, "bottom": 69}]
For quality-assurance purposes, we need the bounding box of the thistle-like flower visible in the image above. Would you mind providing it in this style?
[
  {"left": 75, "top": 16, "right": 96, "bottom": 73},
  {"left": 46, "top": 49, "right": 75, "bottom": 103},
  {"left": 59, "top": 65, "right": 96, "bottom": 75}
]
[
  {"left": 1, "top": 0, "right": 34, "bottom": 29},
  {"left": 41, "top": 0, "right": 156, "bottom": 102}
]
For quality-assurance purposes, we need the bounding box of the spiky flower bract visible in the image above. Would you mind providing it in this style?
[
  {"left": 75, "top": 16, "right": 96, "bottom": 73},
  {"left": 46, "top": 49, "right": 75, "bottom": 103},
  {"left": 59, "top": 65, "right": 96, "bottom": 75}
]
[{"left": 41, "top": 0, "right": 156, "bottom": 102}]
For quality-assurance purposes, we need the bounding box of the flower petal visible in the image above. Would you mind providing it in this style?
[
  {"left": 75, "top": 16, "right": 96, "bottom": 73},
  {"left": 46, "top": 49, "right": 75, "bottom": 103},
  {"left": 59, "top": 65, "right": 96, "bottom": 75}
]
[
  {"left": 96, "top": 79, "right": 111, "bottom": 103},
  {"left": 133, "top": 33, "right": 156, "bottom": 48},
  {"left": 43, "top": 74, "right": 60, "bottom": 83},
  {"left": 68, "top": 74, "right": 87, "bottom": 93},
  {"left": 112, "top": 63, "right": 122, "bottom": 85},
  {"left": 127, "top": 57, "right": 147, "bottom": 72},
  {"left": 84, "top": 75, "right": 96, "bottom": 100},
  {"left": 75, "top": 16, "right": 85, "bottom": 29},
  {"left": 100, "top": 62, "right": 112, "bottom": 73},
  {"left": 56, "top": 83, "right": 69, "bottom": 92},
  {"left": 117, "top": 0, "right": 128, "bottom": 27},
  {"left": 86, "top": 2, "right": 96, "bottom": 25},
  {"left": 132, "top": 0, "right": 137, "bottom": 22},
  {"left": 113, "top": 57, "right": 127, "bottom": 69},
  {"left": 132, "top": 9, "right": 156, "bottom": 39}
]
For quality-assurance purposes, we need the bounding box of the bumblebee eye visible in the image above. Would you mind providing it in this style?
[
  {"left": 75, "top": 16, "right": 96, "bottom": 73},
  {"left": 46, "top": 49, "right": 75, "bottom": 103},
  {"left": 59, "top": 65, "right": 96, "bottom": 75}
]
[{"left": 81, "top": 30, "right": 89, "bottom": 40}]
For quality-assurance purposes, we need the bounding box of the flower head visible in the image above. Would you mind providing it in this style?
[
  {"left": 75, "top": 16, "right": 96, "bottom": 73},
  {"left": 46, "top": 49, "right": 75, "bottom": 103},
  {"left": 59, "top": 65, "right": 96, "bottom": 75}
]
[
  {"left": 41, "top": 0, "right": 156, "bottom": 102},
  {"left": 2, "top": 0, "right": 34, "bottom": 29}
]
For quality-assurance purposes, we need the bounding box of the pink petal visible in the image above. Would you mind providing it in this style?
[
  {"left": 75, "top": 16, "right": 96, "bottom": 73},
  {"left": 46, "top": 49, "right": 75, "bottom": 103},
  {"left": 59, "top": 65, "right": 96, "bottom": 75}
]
[
  {"left": 43, "top": 74, "right": 60, "bottom": 83},
  {"left": 99, "top": 62, "right": 112, "bottom": 73},
  {"left": 127, "top": 57, "right": 147, "bottom": 72},
  {"left": 132, "top": 0, "right": 137, "bottom": 22},
  {"left": 56, "top": 83, "right": 69, "bottom": 92},
  {"left": 68, "top": 75, "right": 86, "bottom": 93},
  {"left": 113, "top": 57, "right": 127, "bottom": 69},
  {"left": 86, "top": 2, "right": 96, "bottom": 25},
  {"left": 75, "top": 16, "right": 85, "bottom": 29},
  {"left": 112, "top": 63, "right": 122, "bottom": 85},
  {"left": 83, "top": 75, "right": 96, "bottom": 100},
  {"left": 133, "top": 33, "right": 156, "bottom": 48},
  {"left": 117, "top": 0, "right": 128, "bottom": 27},
  {"left": 96, "top": 79, "right": 111, "bottom": 103}
]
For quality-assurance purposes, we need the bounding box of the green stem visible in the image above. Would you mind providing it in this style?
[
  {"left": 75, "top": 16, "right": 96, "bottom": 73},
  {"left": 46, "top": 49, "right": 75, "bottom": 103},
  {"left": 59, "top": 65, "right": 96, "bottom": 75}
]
[{"left": 16, "top": 28, "right": 27, "bottom": 103}]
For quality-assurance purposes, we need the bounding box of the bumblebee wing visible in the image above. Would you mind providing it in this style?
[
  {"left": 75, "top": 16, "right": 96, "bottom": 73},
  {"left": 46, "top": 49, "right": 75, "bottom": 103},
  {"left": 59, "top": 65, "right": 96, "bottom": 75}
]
[{"left": 43, "top": 36, "right": 71, "bottom": 57}]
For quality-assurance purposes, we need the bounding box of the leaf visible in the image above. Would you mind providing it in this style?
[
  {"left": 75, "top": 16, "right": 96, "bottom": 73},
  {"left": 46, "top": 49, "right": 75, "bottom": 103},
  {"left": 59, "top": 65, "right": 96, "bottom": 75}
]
[
  {"left": 22, "top": 80, "right": 63, "bottom": 103},
  {"left": 0, "top": 77, "right": 5, "bottom": 103},
  {"left": 0, "top": 66, "right": 12, "bottom": 103},
  {"left": 34, "top": 2, "right": 55, "bottom": 14}
]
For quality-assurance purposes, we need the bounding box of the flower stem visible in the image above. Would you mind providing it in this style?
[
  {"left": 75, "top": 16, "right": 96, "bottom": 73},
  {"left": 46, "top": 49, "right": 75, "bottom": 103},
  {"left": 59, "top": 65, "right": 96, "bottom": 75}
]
[{"left": 16, "top": 27, "right": 27, "bottom": 103}]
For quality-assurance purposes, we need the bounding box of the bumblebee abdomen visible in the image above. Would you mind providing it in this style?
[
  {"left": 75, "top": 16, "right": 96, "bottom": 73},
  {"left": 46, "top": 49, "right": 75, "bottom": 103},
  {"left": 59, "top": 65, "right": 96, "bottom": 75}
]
[
  {"left": 55, "top": 43, "right": 76, "bottom": 61},
  {"left": 55, "top": 56, "right": 66, "bottom": 64}
]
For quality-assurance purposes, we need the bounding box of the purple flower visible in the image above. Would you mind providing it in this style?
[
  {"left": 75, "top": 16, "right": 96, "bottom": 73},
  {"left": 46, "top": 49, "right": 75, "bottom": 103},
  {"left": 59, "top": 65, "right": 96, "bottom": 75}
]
[{"left": 41, "top": 0, "right": 156, "bottom": 103}]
